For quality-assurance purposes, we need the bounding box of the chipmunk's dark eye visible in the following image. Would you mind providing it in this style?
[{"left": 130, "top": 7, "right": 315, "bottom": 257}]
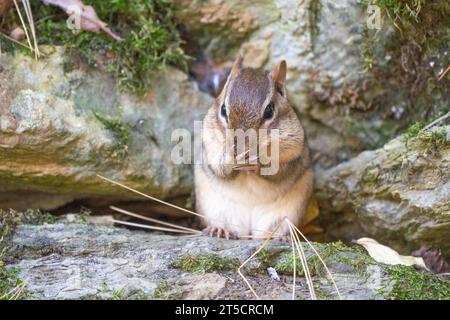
[
  {"left": 263, "top": 102, "right": 275, "bottom": 120},
  {"left": 220, "top": 103, "right": 227, "bottom": 119}
]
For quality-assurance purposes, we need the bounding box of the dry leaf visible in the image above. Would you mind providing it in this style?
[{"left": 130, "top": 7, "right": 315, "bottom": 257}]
[
  {"left": 304, "top": 196, "right": 320, "bottom": 225},
  {"left": 41, "top": 0, "right": 123, "bottom": 41},
  {"left": 355, "top": 237, "right": 429, "bottom": 270},
  {"left": 299, "top": 196, "right": 323, "bottom": 235},
  {"left": 412, "top": 246, "right": 450, "bottom": 274}
]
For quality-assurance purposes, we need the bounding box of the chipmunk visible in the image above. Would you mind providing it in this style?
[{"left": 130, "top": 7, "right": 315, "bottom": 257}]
[{"left": 194, "top": 56, "right": 314, "bottom": 240}]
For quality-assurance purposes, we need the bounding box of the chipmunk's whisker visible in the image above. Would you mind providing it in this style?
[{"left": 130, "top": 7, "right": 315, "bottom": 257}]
[
  {"left": 113, "top": 219, "right": 201, "bottom": 235},
  {"left": 290, "top": 223, "right": 342, "bottom": 299},
  {"left": 110, "top": 206, "right": 201, "bottom": 233}
]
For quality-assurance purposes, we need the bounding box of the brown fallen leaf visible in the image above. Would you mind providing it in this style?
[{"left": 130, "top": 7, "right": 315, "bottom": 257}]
[
  {"left": 355, "top": 237, "right": 429, "bottom": 270},
  {"left": 412, "top": 247, "right": 450, "bottom": 274},
  {"left": 41, "top": 0, "right": 123, "bottom": 41}
]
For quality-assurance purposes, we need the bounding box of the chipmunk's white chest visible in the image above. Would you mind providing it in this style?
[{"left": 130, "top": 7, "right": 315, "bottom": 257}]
[{"left": 194, "top": 166, "right": 304, "bottom": 238}]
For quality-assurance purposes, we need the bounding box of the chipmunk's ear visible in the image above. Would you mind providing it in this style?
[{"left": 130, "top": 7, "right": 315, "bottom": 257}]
[
  {"left": 271, "top": 60, "right": 287, "bottom": 96},
  {"left": 229, "top": 55, "right": 243, "bottom": 78}
]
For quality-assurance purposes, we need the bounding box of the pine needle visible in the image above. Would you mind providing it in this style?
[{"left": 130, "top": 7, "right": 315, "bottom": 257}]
[
  {"left": 22, "top": 0, "right": 40, "bottom": 59},
  {"left": 110, "top": 205, "right": 200, "bottom": 233},
  {"left": 289, "top": 225, "right": 297, "bottom": 300},
  {"left": 112, "top": 219, "right": 200, "bottom": 234},
  {"left": 438, "top": 65, "right": 449, "bottom": 81},
  {"left": 12, "top": 0, "right": 33, "bottom": 56},
  {"left": 288, "top": 221, "right": 316, "bottom": 300},
  {"left": 97, "top": 174, "right": 203, "bottom": 218},
  {"left": 237, "top": 219, "right": 284, "bottom": 299},
  {"left": 290, "top": 222, "right": 342, "bottom": 299},
  {"left": 0, "top": 31, "right": 38, "bottom": 53}
]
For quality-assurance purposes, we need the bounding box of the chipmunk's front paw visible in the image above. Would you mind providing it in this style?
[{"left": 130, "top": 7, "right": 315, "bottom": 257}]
[{"left": 202, "top": 226, "right": 238, "bottom": 240}]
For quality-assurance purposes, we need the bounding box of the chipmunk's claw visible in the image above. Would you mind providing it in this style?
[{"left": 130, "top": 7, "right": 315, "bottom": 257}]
[{"left": 202, "top": 226, "right": 237, "bottom": 240}]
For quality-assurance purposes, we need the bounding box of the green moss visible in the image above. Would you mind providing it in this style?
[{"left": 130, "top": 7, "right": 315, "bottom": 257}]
[
  {"left": 375, "top": 0, "right": 425, "bottom": 25},
  {"left": 152, "top": 281, "right": 181, "bottom": 300},
  {"left": 417, "top": 128, "right": 447, "bottom": 147},
  {"left": 362, "top": 167, "right": 380, "bottom": 188},
  {"left": 274, "top": 242, "right": 372, "bottom": 278},
  {"left": 0, "top": 209, "right": 56, "bottom": 227},
  {"left": 68, "top": 209, "right": 92, "bottom": 224},
  {"left": 94, "top": 112, "right": 130, "bottom": 158},
  {"left": 172, "top": 253, "right": 239, "bottom": 274},
  {"left": 92, "top": 283, "right": 151, "bottom": 300},
  {"left": 308, "top": 0, "right": 322, "bottom": 50},
  {"left": 402, "top": 121, "right": 447, "bottom": 149},
  {"left": 256, "top": 248, "right": 273, "bottom": 266},
  {"left": 380, "top": 265, "right": 450, "bottom": 300},
  {"left": 402, "top": 122, "right": 424, "bottom": 144},
  {"left": 274, "top": 246, "right": 328, "bottom": 277},
  {"left": 29, "top": 0, "right": 186, "bottom": 95}
]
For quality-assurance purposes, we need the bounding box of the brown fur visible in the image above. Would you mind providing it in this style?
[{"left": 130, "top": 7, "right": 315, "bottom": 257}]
[{"left": 194, "top": 57, "right": 314, "bottom": 240}]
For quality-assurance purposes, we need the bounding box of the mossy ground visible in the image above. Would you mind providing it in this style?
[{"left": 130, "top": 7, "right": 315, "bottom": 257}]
[
  {"left": 152, "top": 281, "right": 182, "bottom": 300},
  {"left": 0, "top": 222, "right": 26, "bottom": 300},
  {"left": 2, "top": 0, "right": 186, "bottom": 95},
  {"left": 380, "top": 265, "right": 450, "bottom": 300},
  {"left": 92, "top": 283, "right": 152, "bottom": 300},
  {"left": 402, "top": 121, "right": 448, "bottom": 149},
  {"left": 172, "top": 253, "right": 240, "bottom": 274},
  {"left": 272, "top": 241, "right": 371, "bottom": 278}
]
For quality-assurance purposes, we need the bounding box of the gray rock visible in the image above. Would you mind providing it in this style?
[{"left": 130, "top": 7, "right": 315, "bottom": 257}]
[
  {"left": 0, "top": 48, "right": 213, "bottom": 208},
  {"left": 5, "top": 222, "right": 442, "bottom": 300},
  {"left": 316, "top": 126, "right": 450, "bottom": 256}
]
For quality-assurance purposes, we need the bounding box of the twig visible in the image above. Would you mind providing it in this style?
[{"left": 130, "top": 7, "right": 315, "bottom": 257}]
[{"left": 110, "top": 206, "right": 200, "bottom": 233}]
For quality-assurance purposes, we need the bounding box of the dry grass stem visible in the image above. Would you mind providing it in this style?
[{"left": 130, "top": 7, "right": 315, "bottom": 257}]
[
  {"left": 110, "top": 205, "right": 200, "bottom": 233},
  {"left": 112, "top": 219, "right": 201, "bottom": 234}
]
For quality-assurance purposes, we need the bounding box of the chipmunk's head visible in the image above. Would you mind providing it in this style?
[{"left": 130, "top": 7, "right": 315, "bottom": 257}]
[{"left": 216, "top": 56, "right": 290, "bottom": 131}]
